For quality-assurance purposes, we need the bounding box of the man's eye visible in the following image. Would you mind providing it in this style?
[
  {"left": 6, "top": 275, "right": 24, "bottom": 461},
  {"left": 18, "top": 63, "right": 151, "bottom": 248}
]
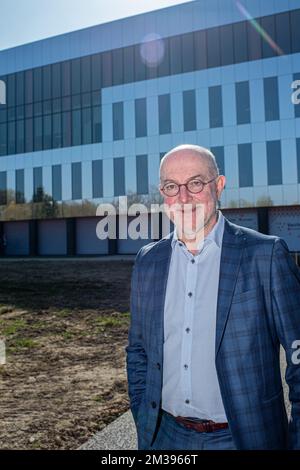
[
  {"left": 189, "top": 180, "right": 202, "bottom": 188},
  {"left": 165, "top": 183, "right": 176, "bottom": 191}
]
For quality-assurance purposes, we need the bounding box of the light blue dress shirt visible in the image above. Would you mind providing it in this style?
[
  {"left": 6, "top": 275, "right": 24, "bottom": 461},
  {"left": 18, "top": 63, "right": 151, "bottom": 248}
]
[{"left": 161, "top": 210, "right": 228, "bottom": 422}]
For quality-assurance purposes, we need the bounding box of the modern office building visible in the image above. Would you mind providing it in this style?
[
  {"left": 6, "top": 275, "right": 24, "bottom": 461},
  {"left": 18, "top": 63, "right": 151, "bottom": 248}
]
[{"left": 0, "top": 0, "right": 300, "bottom": 256}]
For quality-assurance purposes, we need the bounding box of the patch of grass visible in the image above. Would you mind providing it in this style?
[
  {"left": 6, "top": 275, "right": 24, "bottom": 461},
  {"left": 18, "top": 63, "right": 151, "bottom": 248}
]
[
  {"left": 0, "top": 319, "right": 26, "bottom": 336},
  {"left": 60, "top": 331, "right": 76, "bottom": 340},
  {"left": 8, "top": 338, "right": 38, "bottom": 353},
  {"left": 92, "top": 395, "right": 105, "bottom": 403},
  {"left": 0, "top": 305, "right": 14, "bottom": 315},
  {"left": 93, "top": 315, "right": 130, "bottom": 329},
  {"left": 55, "top": 309, "right": 73, "bottom": 318}
]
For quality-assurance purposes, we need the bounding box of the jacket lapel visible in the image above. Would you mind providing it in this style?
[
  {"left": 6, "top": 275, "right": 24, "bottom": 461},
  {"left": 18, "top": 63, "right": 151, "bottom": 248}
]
[{"left": 215, "top": 219, "right": 245, "bottom": 358}]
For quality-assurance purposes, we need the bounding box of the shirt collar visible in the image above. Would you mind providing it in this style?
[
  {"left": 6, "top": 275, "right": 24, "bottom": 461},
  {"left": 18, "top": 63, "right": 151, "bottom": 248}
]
[{"left": 171, "top": 210, "right": 224, "bottom": 251}]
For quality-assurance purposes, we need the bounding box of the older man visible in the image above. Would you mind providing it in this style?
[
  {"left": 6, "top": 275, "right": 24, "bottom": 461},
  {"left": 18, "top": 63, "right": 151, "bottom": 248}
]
[{"left": 125, "top": 144, "right": 300, "bottom": 450}]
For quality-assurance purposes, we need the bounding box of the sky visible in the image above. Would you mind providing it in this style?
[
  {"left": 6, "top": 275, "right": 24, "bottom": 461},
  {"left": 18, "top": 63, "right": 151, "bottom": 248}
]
[{"left": 0, "top": 0, "right": 193, "bottom": 51}]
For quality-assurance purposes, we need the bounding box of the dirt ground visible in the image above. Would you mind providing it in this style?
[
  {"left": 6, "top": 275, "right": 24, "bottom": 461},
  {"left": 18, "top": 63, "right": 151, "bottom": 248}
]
[{"left": 0, "top": 259, "right": 134, "bottom": 450}]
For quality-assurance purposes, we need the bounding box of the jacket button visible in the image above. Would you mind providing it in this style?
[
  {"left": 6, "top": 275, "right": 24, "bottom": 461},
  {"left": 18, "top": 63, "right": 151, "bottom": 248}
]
[
  {"left": 156, "top": 363, "right": 161, "bottom": 370},
  {"left": 151, "top": 401, "right": 157, "bottom": 409}
]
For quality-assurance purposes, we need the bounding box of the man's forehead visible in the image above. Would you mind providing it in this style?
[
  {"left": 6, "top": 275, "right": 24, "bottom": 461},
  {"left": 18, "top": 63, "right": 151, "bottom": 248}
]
[{"left": 161, "top": 152, "right": 210, "bottom": 178}]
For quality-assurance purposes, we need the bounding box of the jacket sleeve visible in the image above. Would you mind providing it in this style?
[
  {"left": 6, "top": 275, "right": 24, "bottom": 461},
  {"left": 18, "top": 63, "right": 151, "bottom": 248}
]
[
  {"left": 270, "top": 238, "right": 300, "bottom": 449},
  {"left": 125, "top": 250, "right": 148, "bottom": 426}
]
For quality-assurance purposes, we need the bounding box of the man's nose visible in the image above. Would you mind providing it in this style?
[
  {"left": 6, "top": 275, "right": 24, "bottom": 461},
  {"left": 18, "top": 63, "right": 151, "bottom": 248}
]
[{"left": 177, "top": 184, "right": 190, "bottom": 203}]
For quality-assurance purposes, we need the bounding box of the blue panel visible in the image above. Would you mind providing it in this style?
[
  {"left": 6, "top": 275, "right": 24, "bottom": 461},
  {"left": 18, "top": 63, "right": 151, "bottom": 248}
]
[
  {"left": 4, "top": 221, "right": 29, "bottom": 255},
  {"left": 38, "top": 220, "right": 67, "bottom": 255},
  {"left": 76, "top": 217, "right": 109, "bottom": 255}
]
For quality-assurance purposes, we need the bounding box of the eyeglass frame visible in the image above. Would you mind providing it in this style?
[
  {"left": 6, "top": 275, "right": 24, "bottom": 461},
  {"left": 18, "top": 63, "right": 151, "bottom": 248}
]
[{"left": 160, "top": 175, "right": 218, "bottom": 197}]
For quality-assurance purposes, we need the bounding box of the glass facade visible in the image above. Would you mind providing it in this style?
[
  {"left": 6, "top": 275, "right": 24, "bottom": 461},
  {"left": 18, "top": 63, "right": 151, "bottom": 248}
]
[
  {"left": 52, "top": 164, "right": 62, "bottom": 201},
  {"left": 135, "top": 98, "right": 147, "bottom": 138},
  {"left": 0, "top": 171, "right": 7, "bottom": 205},
  {"left": 92, "top": 160, "right": 103, "bottom": 198},
  {"left": 113, "top": 102, "right": 124, "bottom": 141},
  {"left": 113, "top": 157, "right": 125, "bottom": 197},
  {"left": 158, "top": 94, "right": 171, "bottom": 135},
  {"left": 1, "top": 9, "right": 299, "bottom": 156},
  {"left": 71, "top": 162, "right": 82, "bottom": 200}
]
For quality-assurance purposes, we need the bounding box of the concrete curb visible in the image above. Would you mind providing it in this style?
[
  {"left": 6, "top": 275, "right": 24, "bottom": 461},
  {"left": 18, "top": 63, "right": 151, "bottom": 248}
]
[{"left": 78, "top": 410, "right": 137, "bottom": 450}]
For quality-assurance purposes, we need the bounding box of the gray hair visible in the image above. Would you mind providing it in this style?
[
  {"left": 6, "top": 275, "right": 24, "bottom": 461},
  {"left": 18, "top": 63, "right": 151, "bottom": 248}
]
[{"left": 159, "top": 144, "right": 220, "bottom": 181}]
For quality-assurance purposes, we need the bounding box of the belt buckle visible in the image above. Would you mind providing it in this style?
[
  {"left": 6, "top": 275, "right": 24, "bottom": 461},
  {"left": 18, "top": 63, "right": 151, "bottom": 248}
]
[{"left": 201, "top": 421, "right": 213, "bottom": 433}]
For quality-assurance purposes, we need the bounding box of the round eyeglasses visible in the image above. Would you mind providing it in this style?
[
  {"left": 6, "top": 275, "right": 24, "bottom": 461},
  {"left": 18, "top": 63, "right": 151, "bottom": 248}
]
[{"left": 161, "top": 176, "right": 217, "bottom": 197}]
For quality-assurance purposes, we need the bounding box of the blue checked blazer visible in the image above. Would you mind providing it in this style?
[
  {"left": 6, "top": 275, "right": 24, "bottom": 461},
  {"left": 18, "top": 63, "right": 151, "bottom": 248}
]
[{"left": 125, "top": 218, "right": 300, "bottom": 450}]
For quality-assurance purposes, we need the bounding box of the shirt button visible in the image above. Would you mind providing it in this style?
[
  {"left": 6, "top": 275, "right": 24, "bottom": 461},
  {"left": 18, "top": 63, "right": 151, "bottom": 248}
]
[
  {"left": 188, "top": 292, "right": 192, "bottom": 297},
  {"left": 184, "top": 364, "right": 188, "bottom": 370},
  {"left": 191, "top": 259, "right": 195, "bottom": 264},
  {"left": 185, "top": 328, "right": 190, "bottom": 333},
  {"left": 185, "top": 399, "right": 190, "bottom": 404},
  {"left": 151, "top": 401, "right": 157, "bottom": 409}
]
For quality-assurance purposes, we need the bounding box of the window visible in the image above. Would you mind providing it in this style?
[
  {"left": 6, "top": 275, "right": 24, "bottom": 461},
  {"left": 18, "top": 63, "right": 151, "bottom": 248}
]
[
  {"left": 61, "top": 61, "right": 71, "bottom": 97},
  {"left": 15, "top": 169, "right": 25, "bottom": 204},
  {"left": 158, "top": 94, "right": 171, "bottom": 135},
  {"left": 235, "top": 81, "right": 251, "bottom": 124},
  {"left": 34, "top": 116, "right": 43, "bottom": 151},
  {"left": 238, "top": 143, "right": 253, "bottom": 187},
  {"left": 0, "top": 171, "right": 7, "bottom": 205},
  {"left": 91, "top": 54, "right": 102, "bottom": 91},
  {"left": 0, "top": 123, "right": 7, "bottom": 156},
  {"left": 82, "top": 107, "right": 92, "bottom": 144},
  {"left": 8, "top": 121, "right": 16, "bottom": 154},
  {"left": 33, "top": 166, "right": 43, "bottom": 202},
  {"left": 33, "top": 67, "right": 42, "bottom": 102},
  {"left": 92, "top": 160, "right": 103, "bottom": 198},
  {"left": 112, "top": 48, "right": 123, "bottom": 86},
  {"left": 211, "top": 146, "right": 225, "bottom": 176},
  {"left": 182, "top": 33, "right": 194, "bottom": 73},
  {"left": 294, "top": 73, "right": 300, "bottom": 119},
  {"left": 260, "top": 15, "right": 276, "bottom": 58},
  {"left": 113, "top": 157, "right": 125, "bottom": 196},
  {"left": 207, "top": 27, "right": 220, "bottom": 68},
  {"left": 92, "top": 106, "right": 102, "bottom": 143},
  {"left": 72, "top": 162, "right": 82, "bottom": 200},
  {"left": 52, "top": 63, "right": 61, "bottom": 99},
  {"left": 72, "top": 109, "right": 81, "bottom": 146},
  {"left": 264, "top": 77, "right": 279, "bottom": 121},
  {"left": 158, "top": 38, "right": 170, "bottom": 77},
  {"left": 170, "top": 36, "right": 182, "bottom": 74},
  {"left": 123, "top": 46, "right": 134, "bottom": 84},
  {"left": 52, "top": 113, "right": 62, "bottom": 149},
  {"left": 233, "top": 21, "right": 248, "bottom": 63},
  {"left": 291, "top": 9, "right": 300, "bottom": 54},
  {"left": 62, "top": 111, "right": 71, "bottom": 147},
  {"left": 194, "top": 30, "right": 207, "bottom": 70},
  {"left": 134, "top": 44, "right": 146, "bottom": 81},
  {"left": 25, "top": 118, "right": 33, "bottom": 152},
  {"left": 16, "top": 72, "right": 24, "bottom": 106},
  {"left": 209, "top": 86, "right": 223, "bottom": 128},
  {"left": 16, "top": 120, "right": 24, "bottom": 153},
  {"left": 7, "top": 74, "right": 16, "bottom": 107},
  {"left": 297, "top": 138, "right": 300, "bottom": 184},
  {"left": 102, "top": 51, "right": 112, "bottom": 87},
  {"left": 220, "top": 24, "right": 234, "bottom": 66},
  {"left": 275, "top": 12, "right": 291, "bottom": 55},
  {"left": 247, "top": 21, "right": 262, "bottom": 61},
  {"left": 81, "top": 56, "right": 91, "bottom": 93},
  {"left": 52, "top": 164, "right": 62, "bottom": 201},
  {"left": 135, "top": 98, "right": 147, "bottom": 138},
  {"left": 43, "top": 115, "right": 52, "bottom": 150},
  {"left": 266, "top": 140, "right": 282, "bottom": 185},
  {"left": 136, "top": 155, "right": 148, "bottom": 194},
  {"left": 43, "top": 65, "right": 52, "bottom": 101},
  {"left": 183, "top": 90, "right": 196, "bottom": 131},
  {"left": 71, "top": 59, "right": 81, "bottom": 95},
  {"left": 113, "top": 102, "right": 124, "bottom": 140},
  {"left": 24, "top": 70, "right": 33, "bottom": 104}
]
